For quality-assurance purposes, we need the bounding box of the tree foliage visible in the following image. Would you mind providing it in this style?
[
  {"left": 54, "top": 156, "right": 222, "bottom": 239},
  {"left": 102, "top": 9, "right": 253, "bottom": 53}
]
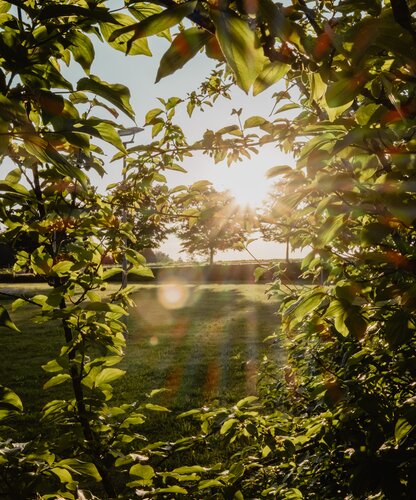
[{"left": 176, "top": 183, "right": 247, "bottom": 264}]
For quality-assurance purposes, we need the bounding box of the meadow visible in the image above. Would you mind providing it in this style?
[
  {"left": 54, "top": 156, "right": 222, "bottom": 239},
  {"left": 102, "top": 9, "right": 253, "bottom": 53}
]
[{"left": 0, "top": 283, "right": 280, "bottom": 445}]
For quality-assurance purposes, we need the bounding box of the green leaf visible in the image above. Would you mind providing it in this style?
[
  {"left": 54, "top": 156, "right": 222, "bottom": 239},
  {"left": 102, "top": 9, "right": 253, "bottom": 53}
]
[
  {"left": 0, "top": 305, "right": 20, "bottom": 332},
  {"left": 325, "top": 72, "right": 368, "bottom": 108},
  {"left": 128, "top": 265, "right": 154, "bottom": 278},
  {"left": 395, "top": 417, "right": 413, "bottom": 443},
  {"left": 51, "top": 467, "right": 73, "bottom": 484},
  {"left": 0, "top": 180, "right": 30, "bottom": 197},
  {"left": 326, "top": 300, "right": 349, "bottom": 337},
  {"left": 253, "top": 61, "right": 289, "bottom": 96},
  {"left": 144, "top": 403, "right": 170, "bottom": 412},
  {"left": 173, "top": 465, "right": 208, "bottom": 474},
  {"left": 102, "top": 267, "right": 122, "bottom": 279},
  {"left": 266, "top": 165, "right": 292, "bottom": 178},
  {"left": 42, "top": 359, "right": 64, "bottom": 373},
  {"left": 130, "top": 464, "right": 155, "bottom": 479},
  {"left": 155, "top": 486, "right": 188, "bottom": 494},
  {"left": 69, "top": 31, "right": 95, "bottom": 73},
  {"left": 77, "top": 75, "right": 134, "bottom": 120},
  {"left": 220, "top": 418, "right": 238, "bottom": 434},
  {"left": 0, "top": 120, "right": 8, "bottom": 154},
  {"left": 0, "top": 2, "right": 10, "bottom": 14},
  {"left": 57, "top": 459, "right": 102, "bottom": 481},
  {"left": 211, "top": 10, "right": 266, "bottom": 93},
  {"left": 156, "top": 28, "right": 211, "bottom": 82},
  {"left": 52, "top": 261, "right": 74, "bottom": 276},
  {"left": 110, "top": 2, "right": 197, "bottom": 53},
  {"left": 43, "top": 374, "right": 71, "bottom": 390},
  {"left": 244, "top": 116, "right": 269, "bottom": 128},
  {"left": 145, "top": 108, "right": 163, "bottom": 124},
  {"left": 0, "top": 385, "right": 23, "bottom": 412},
  {"left": 94, "top": 368, "right": 125, "bottom": 386},
  {"left": 83, "top": 302, "right": 126, "bottom": 315},
  {"left": 254, "top": 266, "right": 266, "bottom": 282},
  {"left": 24, "top": 139, "right": 88, "bottom": 188},
  {"left": 100, "top": 13, "right": 151, "bottom": 56},
  {"left": 316, "top": 214, "right": 345, "bottom": 247},
  {"left": 236, "top": 395, "right": 258, "bottom": 408},
  {"left": 86, "top": 122, "right": 127, "bottom": 152},
  {"left": 199, "top": 479, "right": 224, "bottom": 489},
  {"left": 285, "top": 290, "right": 325, "bottom": 321},
  {"left": 361, "top": 223, "right": 391, "bottom": 245}
]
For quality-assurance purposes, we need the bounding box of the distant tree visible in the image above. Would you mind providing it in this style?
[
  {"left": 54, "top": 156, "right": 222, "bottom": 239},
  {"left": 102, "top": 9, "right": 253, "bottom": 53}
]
[
  {"left": 176, "top": 184, "right": 247, "bottom": 265},
  {"left": 109, "top": 175, "right": 172, "bottom": 257},
  {"left": 153, "top": 250, "right": 172, "bottom": 263}
]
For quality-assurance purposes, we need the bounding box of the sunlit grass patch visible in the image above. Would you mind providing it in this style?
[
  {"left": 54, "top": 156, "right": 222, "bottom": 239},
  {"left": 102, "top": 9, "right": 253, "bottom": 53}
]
[{"left": 0, "top": 284, "right": 280, "bottom": 446}]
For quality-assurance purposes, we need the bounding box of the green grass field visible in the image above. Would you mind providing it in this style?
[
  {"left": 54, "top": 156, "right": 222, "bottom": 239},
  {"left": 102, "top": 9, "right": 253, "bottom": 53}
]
[{"left": 0, "top": 283, "right": 280, "bottom": 444}]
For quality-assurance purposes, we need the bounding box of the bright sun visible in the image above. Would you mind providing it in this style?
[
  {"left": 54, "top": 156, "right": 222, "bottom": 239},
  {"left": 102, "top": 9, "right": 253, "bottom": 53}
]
[{"left": 213, "top": 164, "right": 271, "bottom": 210}]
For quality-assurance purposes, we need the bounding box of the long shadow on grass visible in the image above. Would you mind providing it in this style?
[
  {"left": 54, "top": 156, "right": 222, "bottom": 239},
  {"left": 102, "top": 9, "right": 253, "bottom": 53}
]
[{"left": 117, "top": 287, "right": 279, "bottom": 412}]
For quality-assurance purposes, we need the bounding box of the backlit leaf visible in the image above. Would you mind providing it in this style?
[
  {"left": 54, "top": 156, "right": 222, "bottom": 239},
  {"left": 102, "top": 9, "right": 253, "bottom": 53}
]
[
  {"left": 0, "top": 305, "right": 20, "bottom": 332},
  {"left": 211, "top": 10, "right": 266, "bottom": 93},
  {"left": 220, "top": 418, "right": 238, "bottom": 434},
  {"left": 77, "top": 75, "right": 134, "bottom": 120},
  {"left": 253, "top": 61, "right": 289, "bottom": 96},
  {"left": 109, "top": 2, "right": 197, "bottom": 53},
  {"left": 0, "top": 385, "right": 23, "bottom": 412},
  {"left": 100, "top": 13, "right": 152, "bottom": 56},
  {"left": 130, "top": 464, "right": 155, "bottom": 479},
  {"left": 156, "top": 28, "right": 211, "bottom": 82},
  {"left": 395, "top": 417, "right": 413, "bottom": 443},
  {"left": 57, "top": 459, "right": 102, "bottom": 481},
  {"left": 94, "top": 368, "right": 125, "bottom": 387},
  {"left": 69, "top": 31, "right": 94, "bottom": 73},
  {"left": 266, "top": 165, "right": 293, "bottom": 178},
  {"left": 325, "top": 72, "right": 368, "bottom": 108},
  {"left": 43, "top": 374, "right": 71, "bottom": 390}
]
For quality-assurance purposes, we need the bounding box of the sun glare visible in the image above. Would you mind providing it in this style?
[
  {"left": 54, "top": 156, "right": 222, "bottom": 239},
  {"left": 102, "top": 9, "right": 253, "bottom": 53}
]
[
  {"left": 212, "top": 167, "right": 271, "bottom": 210},
  {"left": 157, "top": 280, "right": 190, "bottom": 310}
]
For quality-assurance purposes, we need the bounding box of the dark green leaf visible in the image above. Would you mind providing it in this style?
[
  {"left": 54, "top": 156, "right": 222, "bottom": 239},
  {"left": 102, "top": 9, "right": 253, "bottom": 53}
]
[{"left": 77, "top": 75, "right": 134, "bottom": 120}]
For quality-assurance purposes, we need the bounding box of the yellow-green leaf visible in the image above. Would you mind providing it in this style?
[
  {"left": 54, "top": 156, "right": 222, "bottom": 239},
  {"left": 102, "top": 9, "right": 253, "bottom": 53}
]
[
  {"left": 109, "top": 2, "right": 197, "bottom": 54},
  {"left": 253, "top": 61, "right": 289, "bottom": 95},
  {"left": 94, "top": 368, "right": 125, "bottom": 386},
  {"left": 156, "top": 28, "right": 211, "bottom": 82},
  {"left": 100, "top": 13, "right": 152, "bottom": 56},
  {"left": 130, "top": 464, "right": 155, "bottom": 479},
  {"left": 0, "top": 305, "right": 20, "bottom": 332},
  {"left": 43, "top": 374, "right": 71, "bottom": 390},
  {"left": 211, "top": 10, "right": 266, "bottom": 93}
]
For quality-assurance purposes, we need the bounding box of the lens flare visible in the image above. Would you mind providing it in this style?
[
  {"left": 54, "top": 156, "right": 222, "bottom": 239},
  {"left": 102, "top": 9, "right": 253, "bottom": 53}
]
[{"left": 157, "top": 280, "right": 189, "bottom": 310}]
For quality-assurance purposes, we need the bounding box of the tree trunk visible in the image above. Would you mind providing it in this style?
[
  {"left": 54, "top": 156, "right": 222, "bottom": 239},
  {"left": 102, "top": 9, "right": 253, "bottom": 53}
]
[
  {"left": 285, "top": 238, "right": 290, "bottom": 262},
  {"left": 209, "top": 247, "right": 215, "bottom": 266}
]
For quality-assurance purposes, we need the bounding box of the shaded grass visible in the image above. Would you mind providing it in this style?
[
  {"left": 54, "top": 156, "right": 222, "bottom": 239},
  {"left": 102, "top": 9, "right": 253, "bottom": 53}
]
[{"left": 0, "top": 284, "right": 280, "bottom": 447}]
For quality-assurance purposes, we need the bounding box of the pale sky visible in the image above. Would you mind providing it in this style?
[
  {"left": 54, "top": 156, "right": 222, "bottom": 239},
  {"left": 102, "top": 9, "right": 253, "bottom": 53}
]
[
  {"left": 86, "top": 31, "right": 304, "bottom": 262},
  {"left": 0, "top": 2, "right": 302, "bottom": 261}
]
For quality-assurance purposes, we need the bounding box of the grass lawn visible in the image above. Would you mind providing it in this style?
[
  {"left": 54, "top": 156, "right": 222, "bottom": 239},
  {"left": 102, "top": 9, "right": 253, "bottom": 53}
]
[{"left": 0, "top": 283, "right": 280, "bottom": 443}]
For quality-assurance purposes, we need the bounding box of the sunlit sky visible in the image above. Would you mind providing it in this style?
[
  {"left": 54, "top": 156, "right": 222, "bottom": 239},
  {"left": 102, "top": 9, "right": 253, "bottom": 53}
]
[{"left": 74, "top": 29, "right": 300, "bottom": 261}]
